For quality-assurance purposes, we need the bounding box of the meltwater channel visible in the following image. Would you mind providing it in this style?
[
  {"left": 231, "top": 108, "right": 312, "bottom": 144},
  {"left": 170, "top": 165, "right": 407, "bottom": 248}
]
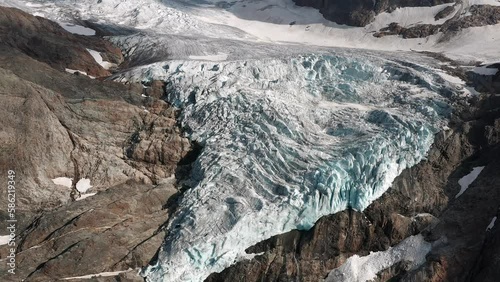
[{"left": 116, "top": 51, "right": 457, "bottom": 282}]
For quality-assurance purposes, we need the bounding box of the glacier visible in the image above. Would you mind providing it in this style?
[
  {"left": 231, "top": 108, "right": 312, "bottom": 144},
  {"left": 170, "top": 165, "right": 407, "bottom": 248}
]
[
  {"left": 0, "top": 1, "right": 492, "bottom": 281},
  {"left": 113, "top": 51, "right": 457, "bottom": 282}
]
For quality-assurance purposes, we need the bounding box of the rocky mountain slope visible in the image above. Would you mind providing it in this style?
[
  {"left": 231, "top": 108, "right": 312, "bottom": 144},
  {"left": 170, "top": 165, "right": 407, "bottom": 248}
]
[
  {"left": 292, "top": 0, "right": 455, "bottom": 26},
  {"left": 0, "top": 7, "right": 191, "bottom": 281},
  {"left": 292, "top": 0, "right": 500, "bottom": 42},
  {"left": 0, "top": 7, "right": 122, "bottom": 78}
]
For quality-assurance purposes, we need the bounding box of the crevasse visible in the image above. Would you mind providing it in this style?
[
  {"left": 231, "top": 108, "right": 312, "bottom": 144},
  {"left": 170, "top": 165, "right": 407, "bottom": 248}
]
[{"left": 115, "top": 52, "right": 455, "bottom": 282}]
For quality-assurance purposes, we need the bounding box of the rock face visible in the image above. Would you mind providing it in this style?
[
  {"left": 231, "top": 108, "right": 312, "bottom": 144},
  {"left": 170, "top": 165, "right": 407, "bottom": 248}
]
[
  {"left": 292, "top": 0, "right": 454, "bottom": 26},
  {"left": 0, "top": 7, "right": 122, "bottom": 78},
  {"left": 442, "top": 5, "right": 500, "bottom": 31},
  {"left": 374, "top": 5, "right": 500, "bottom": 38},
  {"left": 434, "top": 5, "right": 455, "bottom": 20},
  {"left": 0, "top": 46, "right": 189, "bottom": 210},
  {"left": 0, "top": 6, "right": 191, "bottom": 281},
  {"left": 205, "top": 89, "right": 500, "bottom": 280},
  {"left": 374, "top": 22, "right": 440, "bottom": 38},
  {"left": 0, "top": 181, "right": 177, "bottom": 281}
]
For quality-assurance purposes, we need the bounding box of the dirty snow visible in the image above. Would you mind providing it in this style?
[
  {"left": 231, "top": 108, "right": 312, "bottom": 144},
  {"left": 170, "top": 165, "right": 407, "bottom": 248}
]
[
  {"left": 456, "top": 166, "right": 485, "bottom": 198},
  {"left": 369, "top": 3, "right": 456, "bottom": 28},
  {"left": 86, "top": 49, "right": 116, "bottom": 70},
  {"left": 59, "top": 22, "right": 96, "bottom": 36},
  {"left": 486, "top": 216, "right": 497, "bottom": 230},
  {"left": 472, "top": 65, "right": 499, "bottom": 76},
  {"left": 437, "top": 70, "right": 467, "bottom": 85},
  {"left": 324, "top": 234, "right": 432, "bottom": 282},
  {"left": 76, "top": 193, "right": 97, "bottom": 201},
  {"left": 62, "top": 269, "right": 134, "bottom": 280}
]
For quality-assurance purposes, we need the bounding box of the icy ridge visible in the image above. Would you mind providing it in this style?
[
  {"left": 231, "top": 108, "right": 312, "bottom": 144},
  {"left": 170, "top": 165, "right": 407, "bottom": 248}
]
[{"left": 113, "top": 52, "right": 457, "bottom": 282}]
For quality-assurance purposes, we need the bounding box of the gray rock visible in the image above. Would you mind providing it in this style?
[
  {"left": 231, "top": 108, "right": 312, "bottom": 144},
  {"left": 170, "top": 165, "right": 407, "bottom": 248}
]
[
  {"left": 434, "top": 5, "right": 455, "bottom": 21},
  {"left": 0, "top": 8, "right": 191, "bottom": 281},
  {"left": 0, "top": 7, "right": 123, "bottom": 78},
  {"left": 374, "top": 23, "right": 439, "bottom": 38},
  {"left": 292, "top": 0, "right": 454, "bottom": 26}
]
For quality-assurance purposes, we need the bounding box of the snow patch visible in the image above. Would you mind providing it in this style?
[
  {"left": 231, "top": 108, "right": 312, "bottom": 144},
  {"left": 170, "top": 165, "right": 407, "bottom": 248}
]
[
  {"left": 413, "top": 213, "right": 434, "bottom": 218},
  {"left": 62, "top": 269, "right": 134, "bottom": 280},
  {"left": 76, "top": 178, "right": 92, "bottom": 193},
  {"left": 324, "top": 235, "right": 431, "bottom": 282},
  {"left": 59, "top": 22, "right": 96, "bottom": 36},
  {"left": 77, "top": 193, "right": 97, "bottom": 201},
  {"left": 86, "top": 49, "right": 116, "bottom": 70},
  {"left": 0, "top": 235, "right": 11, "bottom": 246},
  {"left": 52, "top": 177, "right": 73, "bottom": 188},
  {"left": 472, "top": 66, "right": 499, "bottom": 76},
  {"left": 465, "top": 86, "right": 480, "bottom": 96},
  {"left": 456, "top": 166, "right": 485, "bottom": 198},
  {"left": 25, "top": 2, "right": 43, "bottom": 8},
  {"left": 436, "top": 70, "right": 466, "bottom": 85},
  {"left": 487, "top": 216, "right": 497, "bottom": 231}
]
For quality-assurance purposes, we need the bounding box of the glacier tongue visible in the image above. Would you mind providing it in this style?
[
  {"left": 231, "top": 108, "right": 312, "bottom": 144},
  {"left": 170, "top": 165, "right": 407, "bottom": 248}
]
[{"left": 116, "top": 52, "right": 455, "bottom": 282}]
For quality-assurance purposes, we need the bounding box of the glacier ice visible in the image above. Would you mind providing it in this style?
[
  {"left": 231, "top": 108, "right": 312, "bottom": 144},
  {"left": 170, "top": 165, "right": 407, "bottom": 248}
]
[{"left": 114, "top": 52, "right": 456, "bottom": 282}]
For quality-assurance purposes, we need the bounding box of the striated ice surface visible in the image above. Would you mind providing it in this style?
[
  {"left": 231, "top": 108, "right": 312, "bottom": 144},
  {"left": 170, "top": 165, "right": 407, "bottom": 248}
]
[{"left": 115, "top": 52, "right": 455, "bottom": 282}]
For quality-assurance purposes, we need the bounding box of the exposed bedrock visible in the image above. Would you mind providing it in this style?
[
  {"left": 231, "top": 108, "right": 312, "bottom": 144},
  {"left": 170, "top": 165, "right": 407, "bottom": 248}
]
[
  {"left": 292, "top": 0, "right": 454, "bottom": 27},
  {"left": 206, "top": 94, "right": 500, "bottom": 281},
  {"left": 0, "top": 6, "right": 191, "bottom": 281},
  {"left": 374, "top": 5, "right": 500, "bottom": 38},
  {"left": 0, "top": 47, "right": 189, "bottom": 211},
  {"left": 0, "top": 7, "right": 123, "bottom": 78}
]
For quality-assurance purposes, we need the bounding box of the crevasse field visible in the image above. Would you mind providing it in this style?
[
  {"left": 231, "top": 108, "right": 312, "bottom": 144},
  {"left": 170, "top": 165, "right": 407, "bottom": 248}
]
[{"left": 116, "top": 52, "right": 456, "bottom": 281}]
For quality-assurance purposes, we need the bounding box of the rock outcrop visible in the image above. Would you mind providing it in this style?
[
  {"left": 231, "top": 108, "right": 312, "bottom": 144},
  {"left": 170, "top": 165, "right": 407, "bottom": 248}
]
[
  {"left": 374, "top": 5, "right": 500, "bottom": 38},
  {"left": 442, "top": 5, "right": 500, "bottom": 31},
  {"left": 374, "top": 22, "right": 440, "bottom": 38},
  {"left": 0, "top": 45, "right": 189, "bottom": 211},
  {"left": 0, "top": 7, "right": 122, "bottom": 78},
  {"left": 434, "top": 5, "right": 455, "bottom": 21},
  {"left": 0, "top": 6, "right": 191, "bottom": 281},
  {"left": 292, "top": 0, "right": 454, "bottom": 26},
  {"left": 373, "top": 5, "right": 500, "bottom": 40},
  {"left": 0, "top": 181, "right": 177, "bottom": 281}
]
